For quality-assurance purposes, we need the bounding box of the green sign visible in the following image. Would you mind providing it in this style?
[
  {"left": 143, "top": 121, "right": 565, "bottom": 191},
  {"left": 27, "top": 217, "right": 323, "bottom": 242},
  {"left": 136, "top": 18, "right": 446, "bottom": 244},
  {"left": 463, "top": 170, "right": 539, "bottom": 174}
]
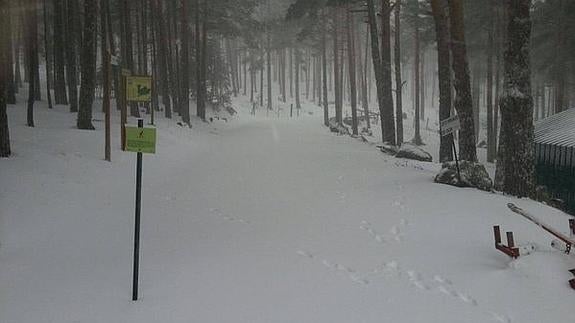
[
  {"left": 125, "top": 126, "right": 156, "bottom": 154},
  {"left": 126, "top": 76, "right": 152, "bottom": 102}
]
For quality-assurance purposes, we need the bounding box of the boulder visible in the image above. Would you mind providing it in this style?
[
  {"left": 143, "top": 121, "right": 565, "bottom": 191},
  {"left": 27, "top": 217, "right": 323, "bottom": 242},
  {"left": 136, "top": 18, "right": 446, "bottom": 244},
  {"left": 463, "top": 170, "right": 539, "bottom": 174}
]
[
  {"left": 395, "top": 143, "right": 432, "bottom": 162},
  {"left": 378, "top": 143, "right": 399, "bottom": 155},
  {"left": 434, "top": 161, "right": 493, "bottom": 191},
  {"left": 329, "top": 117, "right": 350, "bottom": 135}
]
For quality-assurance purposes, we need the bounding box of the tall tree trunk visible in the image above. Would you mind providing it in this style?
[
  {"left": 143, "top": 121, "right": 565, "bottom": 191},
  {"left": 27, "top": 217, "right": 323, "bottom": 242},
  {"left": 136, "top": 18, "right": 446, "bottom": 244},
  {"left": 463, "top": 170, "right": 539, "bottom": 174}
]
[
  {"left": 366, "top": 0, "right": 386, "bottom": 142},
  {"left": 26, "top": 0, "right": 38, "bottom": 127},
  {"left": 53, "top": 0, "right": 68, "bottom": 105},
  {"left": 495, "top": 0, "right": 534, "bottom": 197},
  {"left": 179, "top": 0, "right": 190, "bottom": 125},
  {"left": 195, "top": 0, "right": 205, "bottom": 120},
  {"left": 267, "top": 32, "right": 272, "bottom": 111},
  {"left": 322, "top": 11, "right": 329, "bottom": 126},
  {"left": 431, "top": 0, "right": 453, "bottom": 162},
  {"left": 5, "top": 2, "right": 15, "bottom": 104},
  {"left": 413, "top": 0, "right": 422, "bottom": 145},
  {"left": 43, "top": 0, "right": 53, "bottom": 109},
  {"left": 448, "top": 0, "right": 477, "bottom": 161},
  {"left": 394, "top": 0, "right": 403, "bottom": 144},
  {"left": 347, "top": 7, "right": 358, "bottom": 135},
  {"left": 553, "top": 0, "right": 566, "bottom": 113},
  {"left": 381, "top": 0, "right": 396, "bottom": 145},
  {"left": 295, "top": 49, "right": 301, "bottom": 110},
  {"left": 77, "top": 0, "right": 97, "bottom": 130},
  {"left": 333, "top": 8, "right": 342, "bottom": 125},
  {"left": 0, "top": 0, "right": 11, "bottom": 156},
  {"left": 152, "top": 0, "right": 172, "bottom": 118},
  {"left": 65, "top": 0, "right": 79, "bottom": 112},
  {"left": 486, "top": 0, "right": 496, "bottom": 163}
]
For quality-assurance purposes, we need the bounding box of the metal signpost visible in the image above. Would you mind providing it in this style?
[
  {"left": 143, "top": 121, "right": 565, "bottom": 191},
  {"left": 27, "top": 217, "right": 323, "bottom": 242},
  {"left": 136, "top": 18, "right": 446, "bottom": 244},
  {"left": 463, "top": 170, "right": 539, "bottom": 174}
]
[
  {"left": 440, "top": 115, "right": 462, "bottom": 181},
  {"left": 124, "top": 74, "right": 154, "bottom": 301},
  {"left": 125, "top": 120, "right": 156, "bottom": 301}
]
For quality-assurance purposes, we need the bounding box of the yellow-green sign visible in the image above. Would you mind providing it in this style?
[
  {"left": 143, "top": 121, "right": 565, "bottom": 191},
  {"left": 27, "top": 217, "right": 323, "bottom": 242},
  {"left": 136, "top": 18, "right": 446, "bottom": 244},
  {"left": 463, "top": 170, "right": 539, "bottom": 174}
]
[
  {"left": 125, "top": 126, "right": 156, "bottom": 154},
  {"left": 126, "top": 76, "right": 152, "bottom": 102}
]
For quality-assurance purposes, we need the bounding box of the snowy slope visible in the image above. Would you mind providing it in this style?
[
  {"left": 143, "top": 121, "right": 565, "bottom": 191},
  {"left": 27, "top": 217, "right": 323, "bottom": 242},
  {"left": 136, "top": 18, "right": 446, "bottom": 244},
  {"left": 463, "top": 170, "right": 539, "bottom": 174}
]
[{"left": 1, "top": 96, "right": 574, "bottom": 323}]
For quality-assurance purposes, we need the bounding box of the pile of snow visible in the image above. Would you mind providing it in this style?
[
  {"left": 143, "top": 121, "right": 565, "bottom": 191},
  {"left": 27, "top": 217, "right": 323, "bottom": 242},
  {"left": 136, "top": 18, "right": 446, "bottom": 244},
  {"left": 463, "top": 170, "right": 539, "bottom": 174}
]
[
  {"left": 435, "top": 161, "right": 493, "bottom": 191},
  {"left": 395, "top": 143, "right": 433, "bottom": 162}
]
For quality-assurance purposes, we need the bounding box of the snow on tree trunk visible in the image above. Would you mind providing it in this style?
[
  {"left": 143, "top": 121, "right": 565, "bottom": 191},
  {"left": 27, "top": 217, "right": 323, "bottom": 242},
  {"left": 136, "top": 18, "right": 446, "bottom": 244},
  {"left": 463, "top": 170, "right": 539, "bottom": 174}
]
[{"left": 495, "top": 0, "right": 535, "bottom": 198}]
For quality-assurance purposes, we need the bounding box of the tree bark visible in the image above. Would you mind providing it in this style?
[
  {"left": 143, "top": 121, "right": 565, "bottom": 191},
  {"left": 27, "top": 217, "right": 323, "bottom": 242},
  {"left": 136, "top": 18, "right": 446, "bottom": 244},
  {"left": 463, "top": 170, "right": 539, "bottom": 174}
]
[
  {"left": 332, "top": 9, "right": 342, "bottom": 125},
  {"left": 77, "top": 0, "right": 97, "bottom": 130},
  {"left": 322, "top": 11, "right": 329, "bottom": 127},
  {"left": 380, "top": 0, "right": 396, "bottom": 145},
  {"left": 366, "top": 0, "right": 387, "bottom": 143},
  {"left": 26, "top": 0, "right": 39, "bottom": 127},
  {"left": 65, "top": 0, "right": 79, "bottom": 112},
  {"left": 53, "top": 0, "right": 68, "bottom": 105},
  {"left": 495, "top": 0, "right": 535, "bottom": 197},
  {"left": 0, "top": 0, "right": 11, "bottom": 156},
  {"left": 42, "top": 0, "right": 53, "bottom": 109},
  {"left": 431, "top": 0, "right": 453, "bottom": 162},
  {"left": 413, "top": 0, "right": 422, "bottom": 145},
  {"left": 179, "top": 0, "right": 190, "bottom": 125},
  {"left": 394, "top": 0, "right": 403, "bottom": 144},
  {"left": 347, "top": 7, "right": 358, "bottom": 135},
  {"left": 447, "top": 0, "right": 477, "bottom": 161},
  {"left": 486, "top": 0, "right": 496, "bottom": 162}
]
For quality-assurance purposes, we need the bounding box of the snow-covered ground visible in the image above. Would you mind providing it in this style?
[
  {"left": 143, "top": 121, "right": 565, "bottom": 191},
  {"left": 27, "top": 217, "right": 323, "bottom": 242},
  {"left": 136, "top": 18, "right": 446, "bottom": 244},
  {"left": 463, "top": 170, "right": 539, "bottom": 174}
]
[{"left": 1, "top": 95, "right": 574, "bottom": 323}]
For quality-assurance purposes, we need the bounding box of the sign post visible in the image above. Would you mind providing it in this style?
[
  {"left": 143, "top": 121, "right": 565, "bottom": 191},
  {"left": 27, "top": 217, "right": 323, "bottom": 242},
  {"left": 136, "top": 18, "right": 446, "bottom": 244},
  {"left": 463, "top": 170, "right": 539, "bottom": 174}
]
[
  {"left": 440, "top": 115, "right": 462, "bottom": 182},
  {"left": 126, "top": 119, "right": 156, "bottom": 301}
]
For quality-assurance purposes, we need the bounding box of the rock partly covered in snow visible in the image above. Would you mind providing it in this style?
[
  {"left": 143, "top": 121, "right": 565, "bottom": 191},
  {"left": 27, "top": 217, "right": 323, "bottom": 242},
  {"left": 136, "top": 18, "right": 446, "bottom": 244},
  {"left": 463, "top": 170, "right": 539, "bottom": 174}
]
[
  {"left": 395, "top": 143, "right": 433, "bottom": 162},
  {"left": 329, "top": 117, "right": 350, "bottom": 135},
  {"left": 378, "top": 143, "right": 400, "bottom": 155},
  {"left": 434, "top": 161, "right": 493, "bottom": 191}
]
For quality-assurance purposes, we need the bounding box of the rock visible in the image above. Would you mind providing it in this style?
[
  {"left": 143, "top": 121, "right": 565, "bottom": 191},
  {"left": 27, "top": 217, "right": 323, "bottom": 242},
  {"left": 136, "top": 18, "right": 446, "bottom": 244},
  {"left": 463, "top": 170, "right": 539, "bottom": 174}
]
[
  {"left": 395, "top": 143, "right": 432, "bottom": 162},
  {"left": 329, "top": 117, "right": 350, "bottom": 135},
  {"left": 378, "top": 143, "right": 399, "bottom": 155},
  {"left": 434, "top": 161, "right": 493, "bottom": 191}
]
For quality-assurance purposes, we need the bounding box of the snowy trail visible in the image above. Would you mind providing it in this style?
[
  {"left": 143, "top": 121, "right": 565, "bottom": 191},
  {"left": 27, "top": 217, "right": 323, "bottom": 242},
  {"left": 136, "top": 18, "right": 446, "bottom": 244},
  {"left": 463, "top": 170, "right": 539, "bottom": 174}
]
[{"left": 1, "top": 106, "right": 574, "bottom": 323}]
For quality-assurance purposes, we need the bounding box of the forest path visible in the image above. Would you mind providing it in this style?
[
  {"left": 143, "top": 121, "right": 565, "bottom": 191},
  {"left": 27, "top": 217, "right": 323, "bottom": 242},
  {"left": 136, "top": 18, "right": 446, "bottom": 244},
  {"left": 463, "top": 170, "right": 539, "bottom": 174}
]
[{"left": 1, "top": 106, "right": 572, "bottom": 323}]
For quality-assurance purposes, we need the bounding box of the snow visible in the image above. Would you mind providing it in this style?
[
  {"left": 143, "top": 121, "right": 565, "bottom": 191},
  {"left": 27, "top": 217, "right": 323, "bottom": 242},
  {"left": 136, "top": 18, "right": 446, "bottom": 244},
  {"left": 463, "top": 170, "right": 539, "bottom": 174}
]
[{"left": 1, "top": 93, "right": 574, "bottom": 323}]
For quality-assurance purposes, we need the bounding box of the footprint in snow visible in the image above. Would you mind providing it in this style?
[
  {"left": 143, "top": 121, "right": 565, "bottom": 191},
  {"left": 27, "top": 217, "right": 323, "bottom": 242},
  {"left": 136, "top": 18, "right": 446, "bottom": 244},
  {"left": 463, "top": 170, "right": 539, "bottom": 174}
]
[
  {"left": 489, "top": 312, "right": 512, "bottom": 323},
  {"left": 438, "top": 285, "right": 459, "bottom": 297},
  {"left": 457, "top": 292, "right": 478, "bottom": 306},
  {"left": 349, "top": 274, "right": 369, "bottom": 285},
  {"left": 296, "top": 250, "right": 314, "bottom": 259},
  {"left": 433, "top": 275, "right": 452, "bottom": 285}
]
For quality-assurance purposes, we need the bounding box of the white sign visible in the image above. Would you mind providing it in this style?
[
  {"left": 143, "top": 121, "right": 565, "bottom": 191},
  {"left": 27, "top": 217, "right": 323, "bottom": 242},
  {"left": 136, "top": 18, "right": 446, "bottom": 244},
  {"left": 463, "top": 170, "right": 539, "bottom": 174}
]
[{"left": 440, "top": 115, "right": 461, "bottom": 137}]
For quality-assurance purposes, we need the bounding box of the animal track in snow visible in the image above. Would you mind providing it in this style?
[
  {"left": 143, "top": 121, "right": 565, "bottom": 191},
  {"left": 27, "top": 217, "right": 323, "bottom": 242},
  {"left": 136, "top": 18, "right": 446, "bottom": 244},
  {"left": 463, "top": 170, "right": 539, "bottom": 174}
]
[
  {"left": 489, "top": 312, "right": 512, "bottom": 323},
  {"left": 296, "top": 251, "right": 367, "bottom": 286},
  {"left": 360, "top": 219, "right": 408, "bottom": 244},
  {"left": 208, "top": 208, "right": 250, "bottom": 224}
]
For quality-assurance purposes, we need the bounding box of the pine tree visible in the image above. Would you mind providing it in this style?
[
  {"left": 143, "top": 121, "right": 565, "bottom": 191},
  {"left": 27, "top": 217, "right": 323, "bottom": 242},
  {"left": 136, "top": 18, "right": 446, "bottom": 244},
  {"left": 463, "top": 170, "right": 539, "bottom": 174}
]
[
  {"left": 495, "top": 0, "right": 535, "bottom": 197},
  {"left": 77, "top": 0, "right": 97, "bottom": 130},
  {"left": 431, "top": 0, "right": 453, "bottom": 162},
  {"left": 448, "top": 0, "right": 477, "bottom": 161},
  {"left": 0, "top": 0, "right": 11, "bottom": 157}
]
